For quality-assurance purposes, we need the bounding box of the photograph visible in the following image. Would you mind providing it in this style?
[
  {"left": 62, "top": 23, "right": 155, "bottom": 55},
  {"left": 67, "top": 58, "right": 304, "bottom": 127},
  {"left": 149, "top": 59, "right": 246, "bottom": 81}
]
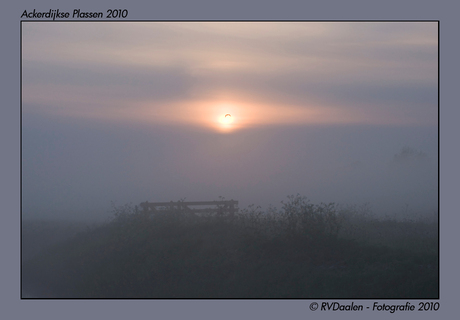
[{"left": 21, "top": 21, "right": 438, "bottom": 299}]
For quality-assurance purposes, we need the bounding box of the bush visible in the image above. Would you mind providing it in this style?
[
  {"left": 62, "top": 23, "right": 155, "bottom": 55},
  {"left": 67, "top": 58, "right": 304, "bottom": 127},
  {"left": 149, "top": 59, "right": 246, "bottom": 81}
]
[{"left": 279, "top": 194, "right": 342, "bottom": 240}]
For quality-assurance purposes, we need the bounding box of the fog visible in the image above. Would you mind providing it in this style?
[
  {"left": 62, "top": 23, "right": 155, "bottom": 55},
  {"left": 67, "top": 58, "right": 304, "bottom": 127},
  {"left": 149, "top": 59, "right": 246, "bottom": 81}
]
[
  {"left": 22, "top": 111, "right": 437, "bottom": 221},
  {"left": 21, "top": 22, "right": 438, "bottom": 222}
]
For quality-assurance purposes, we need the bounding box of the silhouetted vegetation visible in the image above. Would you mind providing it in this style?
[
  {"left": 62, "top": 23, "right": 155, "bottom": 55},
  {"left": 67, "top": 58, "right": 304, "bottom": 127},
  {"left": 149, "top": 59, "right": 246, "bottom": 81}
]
[{"left": 22, "top": 195, "right": 438, "bottom": 298}]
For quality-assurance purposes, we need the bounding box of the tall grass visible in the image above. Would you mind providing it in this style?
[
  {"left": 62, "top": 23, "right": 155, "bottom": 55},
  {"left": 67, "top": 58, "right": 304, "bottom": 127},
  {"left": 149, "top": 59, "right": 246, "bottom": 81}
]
[{"left": 22, "top": 195, "right": 438, "bottom": 298}]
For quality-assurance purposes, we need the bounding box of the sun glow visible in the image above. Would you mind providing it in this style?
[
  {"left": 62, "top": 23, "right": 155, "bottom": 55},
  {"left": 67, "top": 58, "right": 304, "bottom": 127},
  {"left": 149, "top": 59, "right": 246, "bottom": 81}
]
[{"left": 136, "top": 98, "right": 361, "bottom": 134}]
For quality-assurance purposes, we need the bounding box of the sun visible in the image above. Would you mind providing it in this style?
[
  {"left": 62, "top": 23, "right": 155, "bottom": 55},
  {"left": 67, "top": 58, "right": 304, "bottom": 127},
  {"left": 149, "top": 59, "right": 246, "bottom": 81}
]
[
  {"left": 217, "top": 113, "right": 235, "bottom": 132},
  {"left": 223, "top": 113, "right": 233, "bottom": 124}
]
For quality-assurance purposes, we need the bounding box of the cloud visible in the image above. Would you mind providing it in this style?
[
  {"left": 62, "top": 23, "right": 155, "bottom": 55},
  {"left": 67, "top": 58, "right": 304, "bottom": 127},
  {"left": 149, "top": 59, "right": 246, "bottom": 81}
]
[{"left": 22, "top": 22, "right": 437, "bottom": 130}]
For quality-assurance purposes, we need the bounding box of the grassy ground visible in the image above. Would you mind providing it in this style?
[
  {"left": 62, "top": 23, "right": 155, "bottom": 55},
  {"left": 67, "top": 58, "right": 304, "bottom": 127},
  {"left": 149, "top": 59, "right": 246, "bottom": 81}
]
[
  {"left": 22, "top": 197, "right": 438, "bottom": 298},
  {"left": 22, "top": 219, "right": 97, "bottom": 262}
]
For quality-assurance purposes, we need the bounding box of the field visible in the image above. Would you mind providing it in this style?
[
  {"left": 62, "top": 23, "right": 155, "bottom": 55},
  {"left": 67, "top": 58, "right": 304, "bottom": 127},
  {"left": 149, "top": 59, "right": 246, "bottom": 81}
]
[{"left": 22, "top": 195, "right": 438, "bottom": 298}]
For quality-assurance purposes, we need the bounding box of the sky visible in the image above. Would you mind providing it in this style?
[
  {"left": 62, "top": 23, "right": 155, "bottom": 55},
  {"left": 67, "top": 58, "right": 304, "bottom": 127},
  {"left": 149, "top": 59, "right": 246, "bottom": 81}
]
[{"left": 21, "top": 21, "right": 438, "bottom": 221}]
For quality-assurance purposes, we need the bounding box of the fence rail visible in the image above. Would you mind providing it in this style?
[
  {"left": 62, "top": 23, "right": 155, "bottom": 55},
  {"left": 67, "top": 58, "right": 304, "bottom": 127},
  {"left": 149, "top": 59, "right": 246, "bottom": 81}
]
[{"left": 139, "top": 200, "right": 238, "bottom": 216}]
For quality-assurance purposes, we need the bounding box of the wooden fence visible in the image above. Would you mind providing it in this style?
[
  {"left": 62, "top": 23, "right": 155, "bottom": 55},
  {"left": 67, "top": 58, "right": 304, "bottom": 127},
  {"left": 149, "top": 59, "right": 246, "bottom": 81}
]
[{"left": 139, "top": 200, "right": 239, "bottom": 216}]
